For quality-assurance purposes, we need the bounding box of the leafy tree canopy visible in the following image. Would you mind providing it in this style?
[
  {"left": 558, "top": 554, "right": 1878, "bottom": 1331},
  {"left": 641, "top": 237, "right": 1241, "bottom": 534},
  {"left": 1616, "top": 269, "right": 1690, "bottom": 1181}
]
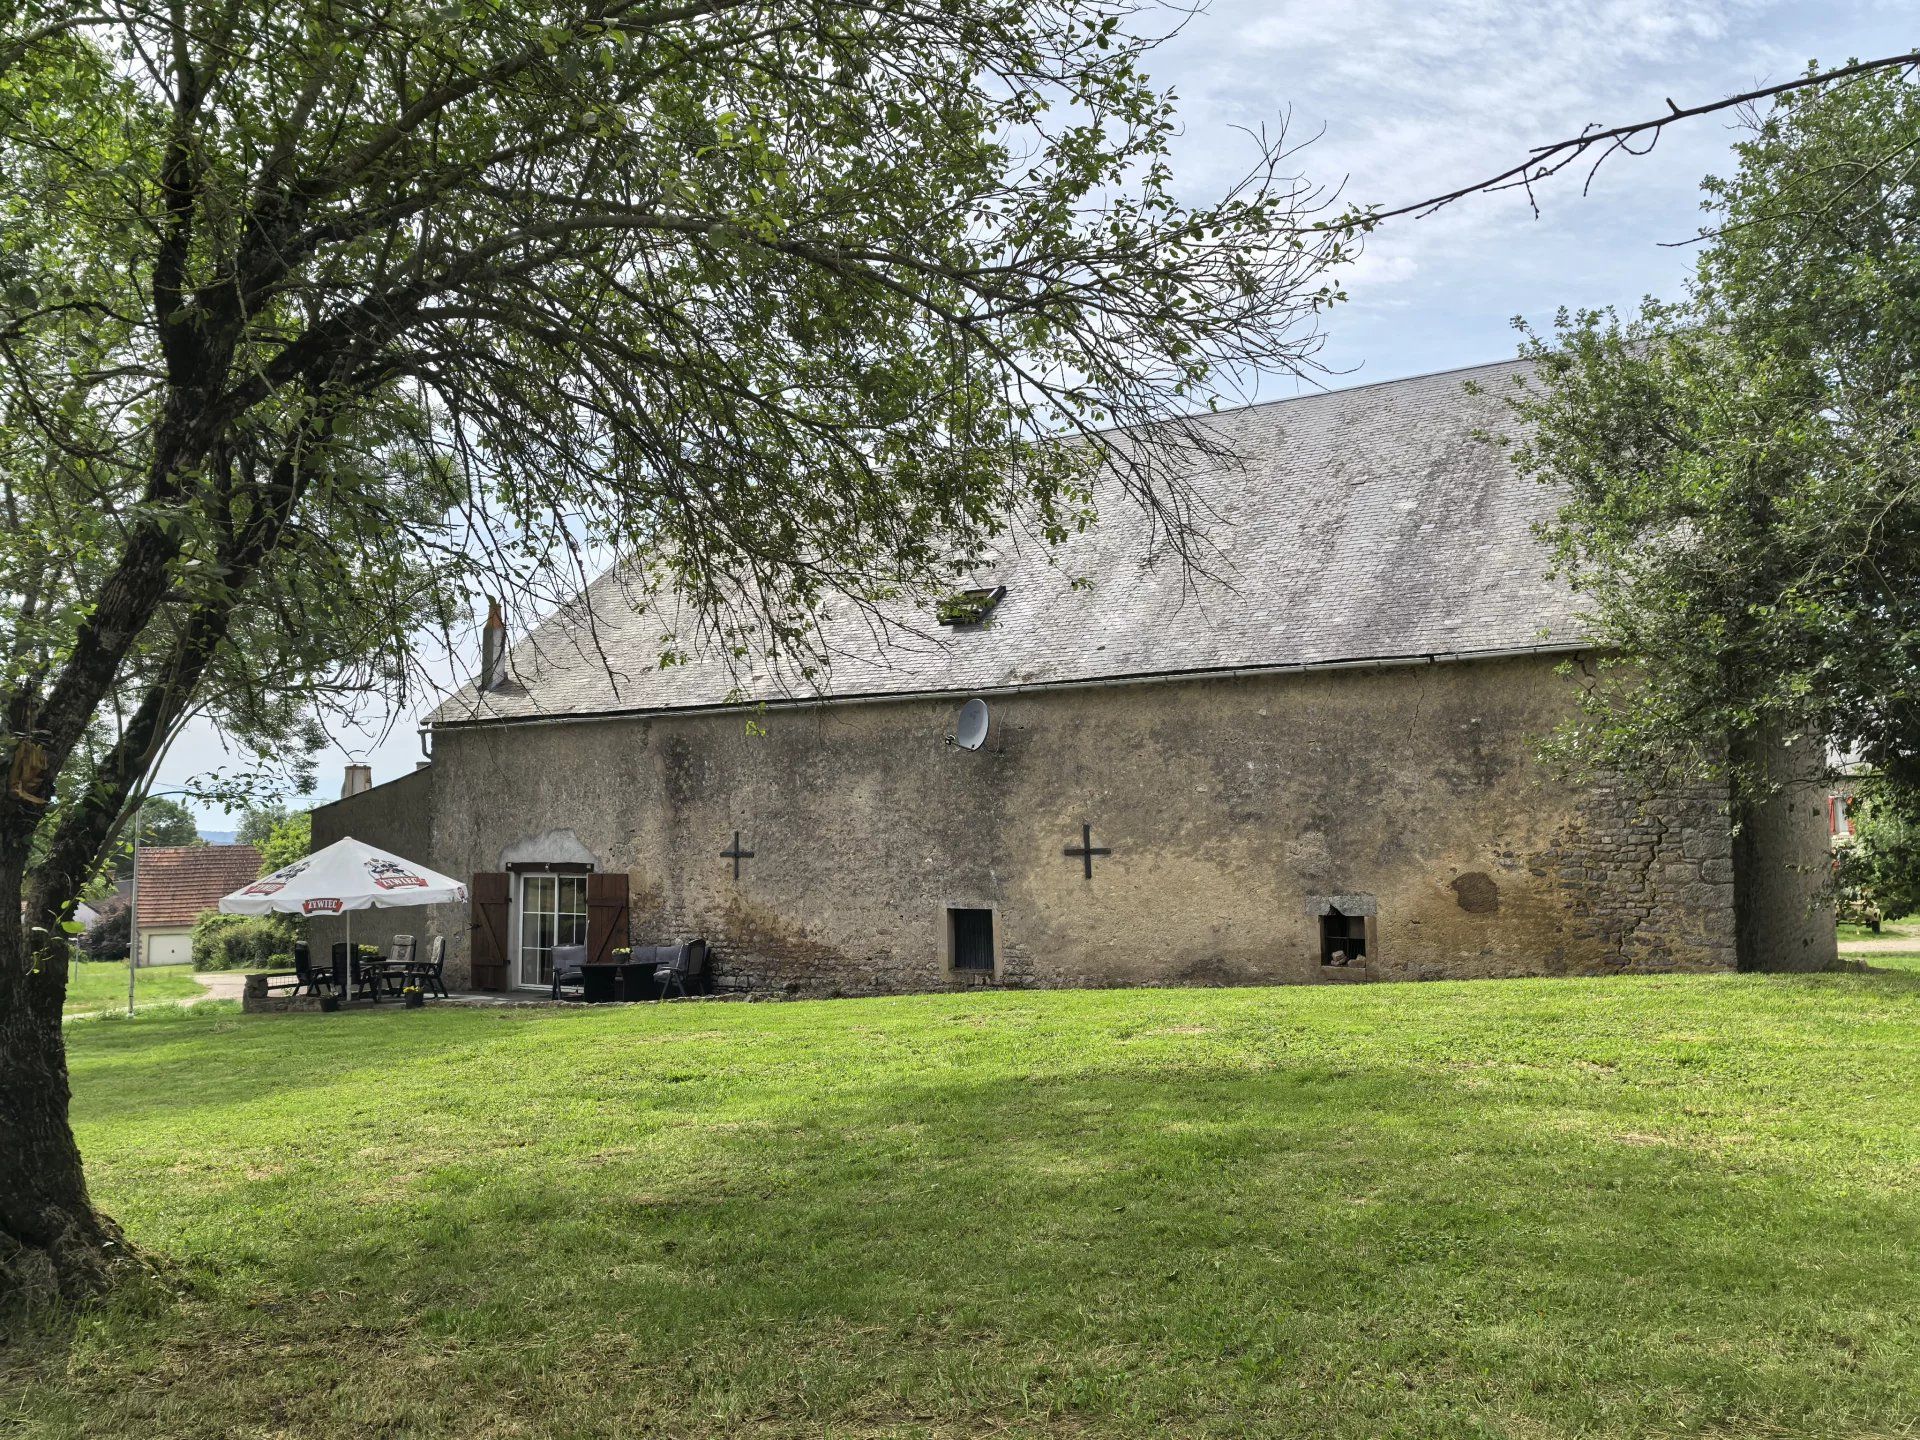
[
  {"left": 234, "top": 805, "right": 291, "bottom": 851},
  {"left": 1501, "top": 68, "right": 1920, "bottom": 804},
  {"left": 132, "top": 797, "right": 201, "bottom": 850},
  {"left": 1838, "top": 779, "right": 1920, "bottom": 920},
  {"left": 2, "top": 0, "right": 1359, "bottom": 921},
  {"left": 0, "top": 0, "right": 1358, "bottom": 1300},
  {"left": 256, "top": 811, "right": 311, "bottom": 876},
  {"left": 73, "top": 892, "right": 129, "bottom": 961}
]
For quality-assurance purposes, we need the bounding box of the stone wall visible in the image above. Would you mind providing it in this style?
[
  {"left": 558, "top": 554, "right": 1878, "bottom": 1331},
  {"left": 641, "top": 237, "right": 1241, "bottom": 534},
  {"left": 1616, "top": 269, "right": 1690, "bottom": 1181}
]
[
  {"left": 1732, "top": 729, "right": 1840, "bottom": 973},
  {"left": 1522, "top": 780, "right": 1738, "bottom": 976},
  {"left": 309, "top": 654, "right": 1795, "bottom": 996},
  {"left": 306, "top": 765, "right": 460, "bottom": 982}
]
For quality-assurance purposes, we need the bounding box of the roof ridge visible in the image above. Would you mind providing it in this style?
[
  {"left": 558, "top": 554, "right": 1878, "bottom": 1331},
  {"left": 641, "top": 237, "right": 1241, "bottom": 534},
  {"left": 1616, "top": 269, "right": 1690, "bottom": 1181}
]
[
  {"left": 1226, "top": 354, "right": 1530, "bottom": 412},
  {"left": 1083, "top": 354, "right": 1532, "bottom": 436}
]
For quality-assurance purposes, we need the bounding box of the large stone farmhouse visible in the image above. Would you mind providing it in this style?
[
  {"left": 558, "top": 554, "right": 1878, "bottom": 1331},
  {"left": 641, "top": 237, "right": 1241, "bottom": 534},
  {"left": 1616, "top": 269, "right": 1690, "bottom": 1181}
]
[{"left": 312, "top": 360, "right": 1835, "bottom": 996}]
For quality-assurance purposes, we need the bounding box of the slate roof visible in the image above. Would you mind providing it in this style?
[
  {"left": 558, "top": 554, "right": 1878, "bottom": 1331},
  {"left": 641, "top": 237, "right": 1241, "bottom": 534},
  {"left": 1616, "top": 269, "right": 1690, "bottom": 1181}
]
[
  {"left": 135, "top": 845, "right": 263, "bottom": 929},
  {"left": 430, "top": 358, "right": 1587, "bottom": 727}
]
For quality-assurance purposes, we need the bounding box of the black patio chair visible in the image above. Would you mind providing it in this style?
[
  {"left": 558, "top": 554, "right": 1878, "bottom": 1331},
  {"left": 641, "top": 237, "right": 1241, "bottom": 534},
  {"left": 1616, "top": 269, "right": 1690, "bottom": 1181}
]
[
  {"left": 381, "top": 934, "right": 417, "bottom": 999},
  {"left": 404, "top": 935, "right": 448, "bottom": 998},
  {"left": 653, "top": 939, "right": 710, "bottom": 1001},
  {"left": 550, "top": 942, "right": 588, "bottom": 1001},
  {"left": 334, "top": 941, "right": 386, "bottom": 1001},
  {"left": 254, "top": 941, "right": 322, "bottom": 999},
  {"left": 291, "top": 941, "right": 326, "bottom": 996}
]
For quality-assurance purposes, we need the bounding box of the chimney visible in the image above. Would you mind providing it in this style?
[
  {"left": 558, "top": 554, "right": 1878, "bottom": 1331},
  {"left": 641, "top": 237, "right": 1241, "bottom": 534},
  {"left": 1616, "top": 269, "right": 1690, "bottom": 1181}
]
[
  {"left": 478, "top": 598, "right": 507, "bottom": 691},
  {"left": 341, "top": 763, "right": 373, "bottom": 799}
]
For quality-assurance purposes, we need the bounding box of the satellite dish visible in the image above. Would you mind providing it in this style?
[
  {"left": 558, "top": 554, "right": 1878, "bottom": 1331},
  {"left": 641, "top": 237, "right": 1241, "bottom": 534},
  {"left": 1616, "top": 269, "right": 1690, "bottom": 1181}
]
[{"left": 952, "top": 698, "right": 990, "bottom": 751}]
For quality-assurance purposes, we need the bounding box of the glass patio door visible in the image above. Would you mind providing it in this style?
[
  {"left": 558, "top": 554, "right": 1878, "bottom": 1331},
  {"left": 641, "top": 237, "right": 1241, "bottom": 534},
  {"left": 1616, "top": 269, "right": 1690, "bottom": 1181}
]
[{"left": 518, "top": 872, "right": 588, "bottom": 987}]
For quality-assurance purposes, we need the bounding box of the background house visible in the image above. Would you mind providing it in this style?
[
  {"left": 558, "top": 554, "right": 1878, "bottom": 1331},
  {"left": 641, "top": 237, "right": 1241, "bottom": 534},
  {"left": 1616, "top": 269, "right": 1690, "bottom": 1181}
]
[{"left": 133, "top": 844, "right": 262, "bottom": 965}]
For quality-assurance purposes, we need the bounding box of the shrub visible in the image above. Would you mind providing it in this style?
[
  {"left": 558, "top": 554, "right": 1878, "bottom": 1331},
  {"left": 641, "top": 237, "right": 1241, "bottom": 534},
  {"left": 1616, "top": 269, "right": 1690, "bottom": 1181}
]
[
  {"left": 1835, "top": 779, "right": 1920, "bottom": 921},
  {"left": 76, "top": 894, "right": 131, "bottom": 961},
  {"left": 190, "top": 911, "right": 289, "bottom": 971},
  {"left": 189, "top": 912, "right": 240, "bottom": 969}
]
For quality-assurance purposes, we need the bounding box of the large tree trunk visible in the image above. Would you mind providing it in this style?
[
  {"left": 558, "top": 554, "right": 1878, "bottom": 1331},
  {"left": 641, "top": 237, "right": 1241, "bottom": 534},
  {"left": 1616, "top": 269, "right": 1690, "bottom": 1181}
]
[
  {"left": 0, "top": 423, "right": 302, "bottom": 1311},
  {"left": 0, "top": 875, "right": 130, "bottom": 1307}
]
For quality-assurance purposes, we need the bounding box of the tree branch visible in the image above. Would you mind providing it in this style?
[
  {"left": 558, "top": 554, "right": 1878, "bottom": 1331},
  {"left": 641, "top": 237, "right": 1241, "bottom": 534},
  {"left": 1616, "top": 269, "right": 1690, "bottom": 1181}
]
[{"left": 1372, "top": 49, "right": 1920, "bottom": 223}]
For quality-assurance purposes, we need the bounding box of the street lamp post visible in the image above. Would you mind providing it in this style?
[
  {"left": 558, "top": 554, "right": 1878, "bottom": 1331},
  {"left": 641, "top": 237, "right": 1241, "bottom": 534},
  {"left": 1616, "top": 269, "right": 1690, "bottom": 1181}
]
[
  {"left": 124, "top": 788, "right": 192, "bottom": 1019},
  {"left": 126, "top": 806, "right": 143, "bottom": 1018}
]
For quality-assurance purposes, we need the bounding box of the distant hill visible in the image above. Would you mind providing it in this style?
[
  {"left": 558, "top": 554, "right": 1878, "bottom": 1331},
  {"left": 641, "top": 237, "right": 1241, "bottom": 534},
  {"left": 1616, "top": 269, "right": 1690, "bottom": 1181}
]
[{"left": 198, "top": 829, "right": 236, "bottom": 845}]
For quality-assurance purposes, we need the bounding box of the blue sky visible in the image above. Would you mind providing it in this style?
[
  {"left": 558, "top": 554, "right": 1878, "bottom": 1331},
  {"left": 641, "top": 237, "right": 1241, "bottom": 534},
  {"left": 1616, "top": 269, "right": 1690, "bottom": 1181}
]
[
  {"left": 1155, "top": 0, "right": 1916, "bottom": 385},
  {"left": 166, "top": 0, "right": 1919, "bottom": 828}
]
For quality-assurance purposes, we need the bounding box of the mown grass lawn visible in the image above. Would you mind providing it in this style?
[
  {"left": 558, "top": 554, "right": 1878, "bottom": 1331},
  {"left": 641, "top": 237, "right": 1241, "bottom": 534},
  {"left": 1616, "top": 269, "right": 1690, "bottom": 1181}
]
[
  {"left": 11, "top": 964, "right": 1920, "bottom": 1439},
  {"left": 61, "top": 960, "right": 203, "bottom": 1016},
  {"left": 1839, "top": 913, "right": 1920, "bottom": 943}
]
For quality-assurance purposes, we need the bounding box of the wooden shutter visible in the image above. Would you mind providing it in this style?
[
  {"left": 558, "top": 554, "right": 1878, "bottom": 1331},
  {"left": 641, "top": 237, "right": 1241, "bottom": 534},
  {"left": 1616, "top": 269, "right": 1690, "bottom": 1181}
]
[
  {"left": 586, "top": 872, "right": 630, "bottom": 966},
  {"left": 469, "top": 872, "right": 510, "bottom": 991}
]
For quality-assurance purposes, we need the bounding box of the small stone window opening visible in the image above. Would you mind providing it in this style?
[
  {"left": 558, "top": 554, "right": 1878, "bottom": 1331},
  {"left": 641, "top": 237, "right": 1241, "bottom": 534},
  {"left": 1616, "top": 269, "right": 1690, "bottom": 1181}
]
[
  {"left": 949, "top": 907, "right": 995, "bottom": 972},
  {"left": 1320, "top": 907, "right": 1367, "bottom": 967}
]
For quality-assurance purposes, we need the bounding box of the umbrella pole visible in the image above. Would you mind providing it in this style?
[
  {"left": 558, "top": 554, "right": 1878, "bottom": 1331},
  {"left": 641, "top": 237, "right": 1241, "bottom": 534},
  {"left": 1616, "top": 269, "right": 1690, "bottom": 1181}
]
[{"left": 344, "top": 910, "right": 352, "bottom": 1000}]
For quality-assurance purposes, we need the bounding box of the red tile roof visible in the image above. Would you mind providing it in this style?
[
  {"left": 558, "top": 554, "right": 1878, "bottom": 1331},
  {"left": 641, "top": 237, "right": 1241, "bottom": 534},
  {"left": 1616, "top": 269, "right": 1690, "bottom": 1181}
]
[{"left": 134, "top": 845, "right": 263, "bottom": 929}]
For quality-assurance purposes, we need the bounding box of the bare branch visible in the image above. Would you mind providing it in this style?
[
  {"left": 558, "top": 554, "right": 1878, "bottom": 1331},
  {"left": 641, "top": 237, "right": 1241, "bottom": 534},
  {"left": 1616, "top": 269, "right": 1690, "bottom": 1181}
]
[{"left": 1372, "top": 49, "right": 1920, "bottom": 223}]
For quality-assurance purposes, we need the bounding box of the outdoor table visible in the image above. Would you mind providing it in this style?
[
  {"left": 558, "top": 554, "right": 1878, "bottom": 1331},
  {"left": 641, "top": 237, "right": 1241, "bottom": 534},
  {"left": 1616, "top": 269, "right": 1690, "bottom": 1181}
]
[
  {"left": 579, "top": 960, "right": 659, "bottom": 1002},
  {"left": 330, "top": 944, "right": 390, "bottom": 997},
  {"left": 613, "top": 960, "right": 658, "bottom": 1001},
  {"left": 357, "top": 958, "right": 408, "bottom": 1001}
]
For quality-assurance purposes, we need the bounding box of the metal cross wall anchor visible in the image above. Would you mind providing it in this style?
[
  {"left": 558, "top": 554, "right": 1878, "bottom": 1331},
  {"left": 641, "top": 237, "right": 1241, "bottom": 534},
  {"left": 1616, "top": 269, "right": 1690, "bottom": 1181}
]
[
  {"left": 721, "top": 830, "right": 755, "bottom": 880},
  {"left": 1063, "top": 822, "right": 1111, "bottom": 879}
]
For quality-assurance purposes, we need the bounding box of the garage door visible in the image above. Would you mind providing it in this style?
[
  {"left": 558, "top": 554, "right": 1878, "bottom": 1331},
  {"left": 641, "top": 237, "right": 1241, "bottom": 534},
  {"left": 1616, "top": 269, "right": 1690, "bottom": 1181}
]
[{"left": 148, "top": 933, "right": 192, "bottom": 967}]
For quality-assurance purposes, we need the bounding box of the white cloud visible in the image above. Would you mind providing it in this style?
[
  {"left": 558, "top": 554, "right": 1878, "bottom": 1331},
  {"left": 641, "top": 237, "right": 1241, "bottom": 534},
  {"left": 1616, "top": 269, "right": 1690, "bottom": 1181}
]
[
  {"left": 1143, "top": 0, "right": 1911, "bottom": 393},
  {"left": 1170, "top": 0, "right": 1788, "bottom": 224},
  {"left": 1338, "top": 248, "right": 1419, "bottom": 289}
]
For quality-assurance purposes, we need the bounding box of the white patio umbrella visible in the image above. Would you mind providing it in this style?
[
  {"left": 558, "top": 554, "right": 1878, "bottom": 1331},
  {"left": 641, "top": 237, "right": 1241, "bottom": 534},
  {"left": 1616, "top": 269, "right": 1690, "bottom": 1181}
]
[{"left": 219, "top": 836, "right": 468, "bottom": 997}]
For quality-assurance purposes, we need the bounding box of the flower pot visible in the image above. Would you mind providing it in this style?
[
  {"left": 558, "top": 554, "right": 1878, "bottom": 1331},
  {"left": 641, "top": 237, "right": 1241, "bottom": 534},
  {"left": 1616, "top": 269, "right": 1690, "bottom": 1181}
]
[
  {"left": 403, "top": 992, "right": 425, "bottom": 1009},
  {"left": 319, "top": 994, "right": 341, "bottom": 1013}
]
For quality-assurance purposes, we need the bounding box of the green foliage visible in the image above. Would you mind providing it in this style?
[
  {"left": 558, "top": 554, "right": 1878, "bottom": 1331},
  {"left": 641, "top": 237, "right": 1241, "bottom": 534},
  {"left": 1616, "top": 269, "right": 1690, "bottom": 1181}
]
[
  {"left": 26, "top": 973, "right": 1920, "bottom": 1432},
  {"left": 255, "top": 811, "right": 310, "bottom": 876},
  {"left": 73, "top": 892, "right": 128, "bottom": 961},
  {"left": 133, "top": 798, "right": 201, "bottom": 850},
  {"left": 934, "top": 586, "right": 1005, "bottom": 626},
  {"left": 0, "top": 0, "right": 1361, "bottom": 947},
  {"left": 188, "top": 911, "right": 286, "bottom": 972},
  {"left": 1840, "top": 782, "right": 1920, "bottom": 919},
  {"left": 1501, "top": 69, "right": 1920, "bottom": 803},
  {"left": 233, "top": 805, "right": 290, "bottom": 850}
]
